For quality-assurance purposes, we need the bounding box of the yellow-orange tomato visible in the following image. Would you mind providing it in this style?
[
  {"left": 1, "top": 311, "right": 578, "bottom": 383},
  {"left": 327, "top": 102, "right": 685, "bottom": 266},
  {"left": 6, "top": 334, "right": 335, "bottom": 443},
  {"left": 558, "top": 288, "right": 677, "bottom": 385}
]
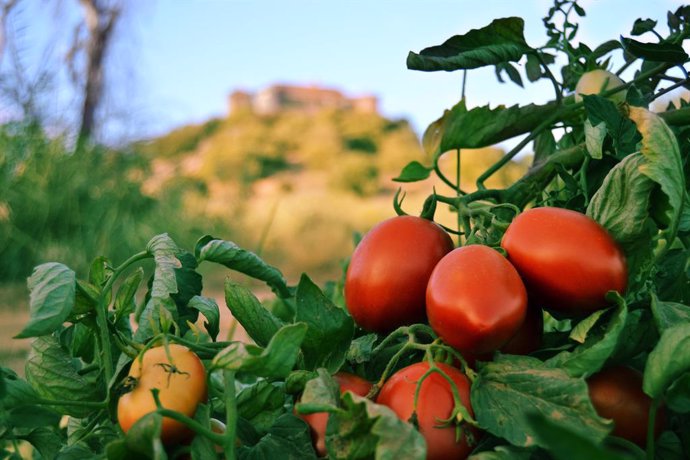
[{"left": 117, "top": 344, "right": 208, "bottom": 445}]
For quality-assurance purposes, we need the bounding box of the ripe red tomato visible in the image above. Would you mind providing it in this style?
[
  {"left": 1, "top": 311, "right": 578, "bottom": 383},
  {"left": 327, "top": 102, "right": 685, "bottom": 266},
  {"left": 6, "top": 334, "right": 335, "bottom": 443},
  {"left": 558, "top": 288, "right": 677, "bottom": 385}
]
[
  {"left": 426, "top": 245, "right": 528, "bottom": 355},
  {"left": 345, "top": 215, "right": 454, "bottom": 332},
  {"left": 501, "top": 207, "right": 627, "bottom": 314},
  {"left": 117, "top": 344, "right": 208, "bottom": 445},
  {"left": 300, "top": 372, "right": 373, "bottom": 457},
  {"left": 587, "top": 366, "right": 665, "bottom": 447},
  {"left": 376, "top": 362, "right": 476, "bottom": 460}
]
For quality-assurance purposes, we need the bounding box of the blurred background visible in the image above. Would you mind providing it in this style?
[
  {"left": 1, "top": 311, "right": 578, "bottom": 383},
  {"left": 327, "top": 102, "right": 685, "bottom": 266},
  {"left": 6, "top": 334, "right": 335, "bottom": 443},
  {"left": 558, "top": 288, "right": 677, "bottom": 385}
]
[{"left": 0, "top": 0, "right": 683, "bottom": 371}]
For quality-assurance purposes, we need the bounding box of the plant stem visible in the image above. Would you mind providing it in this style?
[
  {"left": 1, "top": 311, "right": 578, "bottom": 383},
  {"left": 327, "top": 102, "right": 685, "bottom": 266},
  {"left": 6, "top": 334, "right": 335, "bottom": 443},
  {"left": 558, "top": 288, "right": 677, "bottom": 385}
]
[
  {"left": 96, "top": 251, "right": 150, "bottom": 384},
  {"left": 155, "top": 408, "right": 225, "bottom": 445},
  {"left": 224, "top": 370, "right": 238, "bottom": 460},
  {"left": 646, "top": 399, "right": 659, "bottom": 460}
]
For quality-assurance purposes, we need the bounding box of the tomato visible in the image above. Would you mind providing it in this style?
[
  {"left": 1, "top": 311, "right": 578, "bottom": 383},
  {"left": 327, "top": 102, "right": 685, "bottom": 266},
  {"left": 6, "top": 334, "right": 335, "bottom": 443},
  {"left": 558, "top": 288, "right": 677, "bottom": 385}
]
[
  {"left": 501, "top": 207, "right": 627, "bottom": 315},
  {"left": 575, "top": 69, "right": 626, "bottom": 104},
  {"left": 426, "top": 245, "right": 527, "bottom": 355},
  {"left": 345, "top": 215, "right": 454, "bottom": 332},
  {"left": 376, "top": 362, "right": 476, "bottom": 460},
  {"left": 587, "top": 366, "right": 665, "bottom": 447},
  {"left": 300, "top": 372, "right": 373, "bottom": 457},
  {"left": 117, "top": 344, "right": 208, "bottom": 445}
]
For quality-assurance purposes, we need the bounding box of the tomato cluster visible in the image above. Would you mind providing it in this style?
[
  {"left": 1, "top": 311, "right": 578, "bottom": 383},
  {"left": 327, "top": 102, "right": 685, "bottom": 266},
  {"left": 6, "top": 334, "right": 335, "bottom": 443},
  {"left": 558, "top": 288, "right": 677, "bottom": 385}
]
[{"left": 339, "top": 207, "right": 631, "bottom": 458}]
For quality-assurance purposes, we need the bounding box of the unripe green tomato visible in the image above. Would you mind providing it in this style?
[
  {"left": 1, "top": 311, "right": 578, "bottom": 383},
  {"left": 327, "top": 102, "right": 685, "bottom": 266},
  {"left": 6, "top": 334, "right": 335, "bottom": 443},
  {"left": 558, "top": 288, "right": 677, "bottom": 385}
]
[{"left": 575, "top": 69, "right": 626, "bottom": 104}]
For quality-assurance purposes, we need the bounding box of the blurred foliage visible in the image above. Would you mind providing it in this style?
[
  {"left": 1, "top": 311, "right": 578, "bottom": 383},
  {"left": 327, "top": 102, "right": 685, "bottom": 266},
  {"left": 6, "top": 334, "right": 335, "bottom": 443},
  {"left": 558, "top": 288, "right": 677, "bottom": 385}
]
[{"left": 0, "top": 122, "right": 227, "bottom": 281}]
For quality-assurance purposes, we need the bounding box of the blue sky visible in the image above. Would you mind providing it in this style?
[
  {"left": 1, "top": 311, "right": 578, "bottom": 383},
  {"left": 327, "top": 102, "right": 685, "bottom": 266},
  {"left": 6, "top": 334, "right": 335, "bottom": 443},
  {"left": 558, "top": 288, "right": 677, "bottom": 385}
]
[{"left": 6, "top": 0, "right": 684, "bottom": 142}]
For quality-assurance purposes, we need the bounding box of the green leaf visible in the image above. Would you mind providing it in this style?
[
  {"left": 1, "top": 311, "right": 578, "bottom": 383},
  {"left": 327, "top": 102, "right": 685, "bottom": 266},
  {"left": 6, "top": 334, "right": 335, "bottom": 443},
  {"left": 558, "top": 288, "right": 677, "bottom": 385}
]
[
  {"left": 525, "top": 412, "right": 628, "bottom": 460},
  {"left": 114, "top": 268, "right": 144, "bottom": 322},
  {"left": 643, "top": 322, "right": 690, "bottom": 399},
  {"left": 21, "top": 426, "right": 64, "bottom": 460},
  {"left": 0, "top": 368, "right": 61, "bottom": 429},
  {"left": 170, "top": 251, "right": 203, "bottom": 327},
  {"left": 188, "top": 295, "right": 220, "bottom": 341},
  {"left": 236, "top": 380, "right": 287, "bottom": 435},
  {"left": 88, "top": 256, "right": 112, "bottom": 288},
  {"left": 196, "top": 235, "right": 290, "bottom": 298},
  {"left": 346, "top": 334, "right": 378, "bottom": 364},
  {"left": 212, "top": 323, "right": 308, "bottom": 379},
  {"left": 651, "top": 294, "right": 690, "bottom": 332},
  {"left": 666, "top": 372, "right": 690, "bottom": 413},
  {"left": 57, "top": 444, "right": 100, "bottom": 460},
  {"left": 495, "top": 62, "right": 523, "bottom": 87},
  {"left": 224, "top": 280, "right": 284, "bottom": 347},
  {"left": 631, "top": 18, "right": 657, "bottom": 36},
  {"left": 392, "top": 161, "right": 432, "bottom": 183},
  {"left": 525, "top": 54, "right": 542, "bottom": 82},
  {"left": 569, "top": 310, "right": 607, "bottom": 344},
  {"left": 16, "top": 263, "right": 75, "bottom": 338},
  {"left": 653, "top": 248, "right": 690, "bottom": 305},
  {"left": 583, "top": 95, "right": 641, "bottom": 157},
  {"left": 238, "top": 413, "right": 317, "bottom": 460},
  {"left": 295, "top": 275, "right": 354, "bottom": 372},
  {"left": 146, "top": 234, "right": 180, "bottom": 301},
  {"left": 468, "top": 445, "right": 533, "bottom": 459},
  {"left": 124, "top": 413, "right": 166, "bottom": 459},
  {"left": 24, "top": 335, "right": 104, "bottom": 418},
  {"left": 188, "top": 405, "right": 216, "bottom": 460},
  {"left": 586, "top": 154, "right": 655, "bottom": 247},
  {"left": 407, "top": 17, "right": 531, "bottom": 72},
  {"left": 471, "top": 355, "right": 611, "bottom": 448},
  {"left": 621, "top": 37, "right": 688, "bottom": 64},
  {"left": 327, "top": 392, "right": 426, "bottom": 460},
  {"left": 295, "top": 369, "right": 340, "bottom": 415},
  {"left": 440, "top": 100, "right": 548, "bottom": 151},
  {"left": 584, "top": 119, "right": 606, "bottom": 160},
  {"left": 545, "top": 294, "right": 627, "bottom": 378},
  {"left": 628, "top": 107, "right": 686, "bottom": 247}
]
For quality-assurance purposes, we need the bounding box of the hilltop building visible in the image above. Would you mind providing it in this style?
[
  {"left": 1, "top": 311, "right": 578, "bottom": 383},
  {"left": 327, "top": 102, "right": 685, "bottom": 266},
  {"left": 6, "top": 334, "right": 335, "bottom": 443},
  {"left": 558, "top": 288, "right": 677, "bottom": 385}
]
[{"left": 228, "top": 84, "right": 378, "bottom": 115}]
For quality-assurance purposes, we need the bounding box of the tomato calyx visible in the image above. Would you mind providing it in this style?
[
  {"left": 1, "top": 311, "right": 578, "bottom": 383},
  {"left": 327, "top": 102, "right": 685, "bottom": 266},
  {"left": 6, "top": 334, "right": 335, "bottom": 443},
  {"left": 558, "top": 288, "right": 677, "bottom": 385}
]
[{"left": 155, "top": 362, "right": 192, "bottom": 387}]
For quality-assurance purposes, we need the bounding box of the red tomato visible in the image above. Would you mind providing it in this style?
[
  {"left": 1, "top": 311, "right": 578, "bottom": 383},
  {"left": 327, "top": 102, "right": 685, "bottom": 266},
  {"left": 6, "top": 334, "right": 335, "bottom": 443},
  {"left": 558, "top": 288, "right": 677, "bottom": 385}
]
[
  {"left": 117, "top": 344, "right": 208, "bottom": 445},
  {"left": 376, "top": 362, "right": 476, "bottom": 460},
  {"left": 300, "top": 372, "right": 373, "bottom": 457},
  {"left": 587, "top": 366, "right": 665, "bottom": 447},
  {"left": 501, "top": 207, "right": 627, "bottom": 314},
  {"left": 345, "top": 216, "right": 454, "bottom": 332},
  {"left": 426, "top": 245, "right": 528, "bottom": 355}
]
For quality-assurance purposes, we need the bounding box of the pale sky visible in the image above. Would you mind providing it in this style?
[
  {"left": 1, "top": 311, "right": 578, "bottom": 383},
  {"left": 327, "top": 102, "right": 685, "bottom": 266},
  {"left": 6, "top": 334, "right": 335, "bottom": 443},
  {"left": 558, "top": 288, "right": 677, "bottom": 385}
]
[{"left": 4, "top": 0, "right": 684, "bottom": 143}]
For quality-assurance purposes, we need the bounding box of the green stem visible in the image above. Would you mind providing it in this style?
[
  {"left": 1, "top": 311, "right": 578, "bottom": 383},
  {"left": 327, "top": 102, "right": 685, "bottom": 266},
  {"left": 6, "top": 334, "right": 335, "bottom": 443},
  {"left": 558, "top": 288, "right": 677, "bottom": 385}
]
[
  {"left": 535, "top": 52, "right": 562, "bottom": 103},
  {"left": 96, "top": 251, "right": 150, "bottom": 384},
  {"left": 33, "top": 397, "right": 107, "bottom": 408},
  {"left": 156, "top": 408, "right": 225, "bottom": 445},
  {"left": 646, "top": 399, "right": 660, "bottom": 460},
  {"left": 224, "top": 370, "right": 238, "bottom": 460}
]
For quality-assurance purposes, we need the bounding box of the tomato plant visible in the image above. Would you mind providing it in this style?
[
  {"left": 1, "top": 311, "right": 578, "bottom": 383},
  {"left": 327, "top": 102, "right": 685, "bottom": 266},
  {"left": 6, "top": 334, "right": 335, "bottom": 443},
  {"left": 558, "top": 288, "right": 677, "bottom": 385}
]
[
  {"left": 426, "top": 245, "right": 528, "bottom": 354},
  {"left": 376, "top": 362, "right": 476, "bottom": 460},
  {"left": 3, "top": 2, "right": 690, "bottom": 460},
  {"left": 117, "top": 344, "right": 208, "bottom": 444},
  {"left": 501, "top": 207, "right": 627, "bottom": 315},
  {"left": 575, "top": 69, "right": 627, "bottom": 103},
  {"left": 345, "top": 215, "right": 453, "bottom": 332}
]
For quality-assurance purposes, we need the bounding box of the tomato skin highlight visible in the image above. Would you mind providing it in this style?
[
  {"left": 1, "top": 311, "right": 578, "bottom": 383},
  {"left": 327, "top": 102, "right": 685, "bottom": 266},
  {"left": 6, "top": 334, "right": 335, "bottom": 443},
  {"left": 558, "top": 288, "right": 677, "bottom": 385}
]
[
  {"left": 587, "top": 366, "right": 665, "bottom": 447},
  {"left": 345, "top": 215, "right": 454, "bottom": 332},
  {"left": 501, "top": 207, "right": 627, "bottom": 314},
  {"left": 377, "top": 362, "right": 476, "bottom": 460},
  {"left": 299, "top": 372, "right": 373, "bottom": 457},
  {"left": 117, "top": 344, "right": 208, "bottom": 445},
  {"left": 426, "top": 245, "right": 528, "bottom": 355}
]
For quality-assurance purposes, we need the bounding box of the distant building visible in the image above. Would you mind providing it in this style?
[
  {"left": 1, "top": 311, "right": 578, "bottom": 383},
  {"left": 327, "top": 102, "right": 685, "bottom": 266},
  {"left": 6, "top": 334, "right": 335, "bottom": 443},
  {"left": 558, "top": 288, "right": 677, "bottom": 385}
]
[{"left": 228, "top": 84, "right": 378, "bottom": 116}]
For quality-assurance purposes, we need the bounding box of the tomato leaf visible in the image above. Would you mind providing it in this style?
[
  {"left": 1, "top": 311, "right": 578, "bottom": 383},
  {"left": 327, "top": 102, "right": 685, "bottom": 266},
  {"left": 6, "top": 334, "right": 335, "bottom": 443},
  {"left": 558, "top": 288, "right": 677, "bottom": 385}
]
[
  {"left": 114, "top": 267, "right": 144, "bottom": 323},
  {"left": 569, "top": 310, "right": 607, "bottom": 344},
  {"left": 170, "top": 251, "right": 203, "bottom": 328},
  {"left": 651, "top": 294, "right": 690, "bottom": 332},
  {"left": 295, "top": 275, "right": 354, "bottom": 373},
  {"left": 224, "top": 280, "right": 284, "bottom": 347},
  {"left": 236, "top": 380, "right": 287, "bottom": 436},
  {"left": 24, "top": 335, "right": 105, "bottom": 418},
  {"left": 620, "top": 37, "right": 688, "bottom": 63},
  {"left": 238, "top": 413, "right": 317, "bottom": 460},
  {"left": 195, "top": 235, "right": 291, "bottom": 298},
  {"left": 22, "top": 426, "right": 64, "bottom": 460},
  {"left": 407, "top": 17, "right": 531, "bottom": 72},
  {"left": 188, "top": 295, "right": 220, "bottom": 341},
  {"left": 88, "top": 255, "right": 113, "bottom": 288},
  {"left": 0, "top": 368, "right": 61, "bottom": 429},
  {"left": 393, "top": 161, "right": 432, "bottom": 183},
  {"left": 628, "top": 107, "right": 686, "bottom": 247},
  {"left": 15, "top": 263, "right": 75, "bottom": 339},
  {"left": 468, "top": 445, "right": 533, "bottom": 459},
  {"left": 471, "top": 355, "right": 611, "bottom": 448},
  {"left": 582, "top": 95, "right": 641, "bottom": 158},
  {"left": 326, "top": 392, "right": 426, "bottom": 460},
  {"left": 643, "top": 322, "right": 690, "bottom": 399},
  {"left": 666, "top": 372, "right": 690, "bottom": 413},
  {"left": 545, "top": 293, "right": 627, "bottom": 378},
  {"left": 295, "top": 369, "right": 340, "bottom": 415},
  {"left": 346, "top": 334, "right": 378, "bottom": 365},
  {"left": 654, "top": 248, "right": 690, "bottom": 305},
  {"left": 631, "top": 18, "right": 657, "bottom": 36},
  {"left": 524, "top": 412, "right": 629, "bottom": 460},
  {"left": 212, "top": 323, "right": 307, "bottom": 379},
  {"left": 124, "top": 412, "right": 166, "bottom": 458},
  {"left": 146, "top": 233, "right": 181, "bottom": 301},
  {"left": 584, "top": 119, "right": 606, "bottom": 160}
]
